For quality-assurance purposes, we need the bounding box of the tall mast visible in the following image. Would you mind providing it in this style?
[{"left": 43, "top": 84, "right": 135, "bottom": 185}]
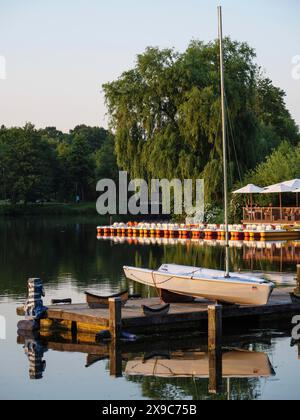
[{"left": 218, "top": 6, "right": 230, "bottom": 278}]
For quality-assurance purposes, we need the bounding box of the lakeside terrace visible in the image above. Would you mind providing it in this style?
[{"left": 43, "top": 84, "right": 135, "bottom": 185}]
[{"left": 243, "top": 207, "right": 300, "bottom": 224}]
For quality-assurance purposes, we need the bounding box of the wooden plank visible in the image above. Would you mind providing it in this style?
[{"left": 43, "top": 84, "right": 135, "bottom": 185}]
[
  {"left": 40, "top": 319, "right": 72, "bottom": 331},
  {"left": 46, "top": 308, "right": 109, "bottom": 327},
  {"left": 77, "top": 323, "right": 107, "bottom": 334}
]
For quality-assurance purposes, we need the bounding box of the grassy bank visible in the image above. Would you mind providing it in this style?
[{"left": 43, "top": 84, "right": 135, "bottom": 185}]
[{"left": 0, "top": 202, "right": 98, "bottom": 216}]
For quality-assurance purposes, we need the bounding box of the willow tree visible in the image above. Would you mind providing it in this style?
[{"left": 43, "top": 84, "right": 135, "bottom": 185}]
[{"left": 103, "top": 39, "right": 299, "bottom": 203}]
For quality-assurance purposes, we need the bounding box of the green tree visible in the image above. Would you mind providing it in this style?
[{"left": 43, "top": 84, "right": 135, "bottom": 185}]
[
  {"left": 255, "top": 77, "right": 299, "bottom": 146},
  {"left": 59, "top": 134, "right": 96, "bottom": 201},
  {"left": 95, "top": 134, "right": 118, "bottom": 181},
  {"left": 0, "top": 123, "right": 119, "bottom": 205},
  {"left": 0, "top": 124, "right": 56, "bottom": 204},
  {"left": 103, "top": 39, "right": 299, "bottom": 203},
  {"left": 69, "top": 125, "right": 109, "bottom": 152},
  {"left": 39, "top": 126, "right": 66, "bottom": 145},
  {"left": 248, "top": 141, "right": 300, "bottom": 187}
]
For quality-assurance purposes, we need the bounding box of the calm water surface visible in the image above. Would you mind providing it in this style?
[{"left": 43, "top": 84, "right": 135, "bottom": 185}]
[{"left": 0, "top": 217, "right": 300, "bottom": 400}]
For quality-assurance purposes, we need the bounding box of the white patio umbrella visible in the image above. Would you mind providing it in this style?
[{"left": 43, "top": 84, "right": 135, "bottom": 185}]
[
  {"left": 261, "top": 183, "right": 293, "bottom": 219},
  {"left": 282, "top": 179, "right": 300, "bottom": 190},
  {"left": 283, "top": 179, "right": 300, "bottom": 207},
  {"left": 233, "top": 184, "right": 264, "bottom": 220},
  {"left": 233, "top": 184, "right": 264, "bottom": 194}
]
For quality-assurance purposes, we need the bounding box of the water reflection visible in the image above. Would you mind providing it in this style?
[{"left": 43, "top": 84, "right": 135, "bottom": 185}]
[
  {"left": 1, "top": 218, "right": 300, "bottom": 399},
  {"left": 23, "top": 335, "right": 48, "bottom": 380},
  {"left": 17, "top": 328, "right": 286, "bottom": 400},
  {"left": 125, "top": 350, "right": 274, "bottom": 378},
  {"left": 98, "top": 235, "right": 299, "bottom": 285},
  {"left": 1, "top": 218, "right": 299, "bottom": 303}
]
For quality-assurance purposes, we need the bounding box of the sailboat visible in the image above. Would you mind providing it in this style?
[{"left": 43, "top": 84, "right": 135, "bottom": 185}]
[{"left": 123, "top": 7, "right": 274, "bottom": 306}]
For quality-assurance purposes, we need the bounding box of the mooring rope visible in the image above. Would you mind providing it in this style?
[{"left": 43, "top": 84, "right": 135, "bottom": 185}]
[{"left": 151, "top": 271, "right": 162, "bottom": 303}]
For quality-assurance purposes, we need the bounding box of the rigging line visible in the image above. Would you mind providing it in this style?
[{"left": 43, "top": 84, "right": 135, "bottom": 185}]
[
  {"left": 226, "top": 121, "right": 234, "bottom": 190},
  {"left": 226, "top": 110, "right": 235, "bottom": 191},
  {"left": 131, "top": 269, "right": 203, "bottom": 290},
  {"left": 151, "top": 271, "right": 163, "bottom": 303},
  {"left": 226, "top": 98, "right": 242, "bottom": 185},
  {"left": 225, "top": 94, "right": 242, "bottom": 183},
  {"left": 206, "top": 114, "right": 221, "bottom": 194},
  {"left": 130, "top": 271, "right": 176, "bottom": 286}
]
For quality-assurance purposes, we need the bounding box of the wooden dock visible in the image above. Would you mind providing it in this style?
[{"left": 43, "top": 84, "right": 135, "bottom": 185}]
[
  {"left": 17, "top": 277, "right": 300, "bottom": 393},
  {"left": 17, "top": 287, "right": 300, "bottom": 335}
]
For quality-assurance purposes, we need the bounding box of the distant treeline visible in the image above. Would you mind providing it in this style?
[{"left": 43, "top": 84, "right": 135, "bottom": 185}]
[{"left": 0, "top": 124, "right": 118, "bottom": 204}]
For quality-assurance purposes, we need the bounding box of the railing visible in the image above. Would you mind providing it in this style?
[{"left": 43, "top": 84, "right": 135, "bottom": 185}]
[{"left": 243, "top": 207, "right": 300, "bottom": 224}]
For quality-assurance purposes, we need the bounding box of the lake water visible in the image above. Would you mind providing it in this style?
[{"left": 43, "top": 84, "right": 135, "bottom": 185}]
[{"left": 0, "top": 217, "right": 300, "bottom": 400}]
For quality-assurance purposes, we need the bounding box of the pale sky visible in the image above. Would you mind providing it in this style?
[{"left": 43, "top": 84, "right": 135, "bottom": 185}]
[{"left": 0, "top": 0, "right": 299, "bottom": 132}]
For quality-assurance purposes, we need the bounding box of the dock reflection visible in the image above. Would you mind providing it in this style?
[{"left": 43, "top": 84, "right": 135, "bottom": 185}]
[
  {"left": 17, "top": 329, "right": 283, "bottom": 399},
  {"left": 97, "top": 235, "right": 300, "bottom": 285}
]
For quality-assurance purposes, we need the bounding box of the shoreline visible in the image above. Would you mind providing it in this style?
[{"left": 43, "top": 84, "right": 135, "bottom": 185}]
[{"left": 0, "top": 202, "right": 98, "bottom": 217}]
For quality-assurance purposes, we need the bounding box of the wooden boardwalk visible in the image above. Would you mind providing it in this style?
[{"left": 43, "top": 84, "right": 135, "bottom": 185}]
[{"left": 17, "top": 287, "right": 300, "bottom": 334}]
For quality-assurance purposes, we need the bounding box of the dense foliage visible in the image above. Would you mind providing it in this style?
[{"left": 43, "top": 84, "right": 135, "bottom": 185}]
[
  {"left": 103, "top": 38, "right": 299, "bottom": 203},
  {"left": 246, "top": 141, "right": 300, "bottom": 187},
  {"left": 0, "top": 123, "right": 118, "bottom": 204}
]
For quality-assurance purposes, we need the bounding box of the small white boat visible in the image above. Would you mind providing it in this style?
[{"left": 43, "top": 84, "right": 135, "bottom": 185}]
[{"left": 123, "top": 264, "right": 274, "bottom": 306}]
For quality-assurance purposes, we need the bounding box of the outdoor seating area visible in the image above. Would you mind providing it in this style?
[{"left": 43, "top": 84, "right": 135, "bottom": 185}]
[
  {"left": 233, "top": 179, "right": 300, "bottom": 225},
  {"left": 243, "top": 207, "right": 300, "bottom": 224}
]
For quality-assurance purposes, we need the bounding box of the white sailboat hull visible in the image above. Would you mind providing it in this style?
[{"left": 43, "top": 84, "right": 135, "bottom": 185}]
[{"left": 123, "top": 264, "right": 274, "bottom": 306}]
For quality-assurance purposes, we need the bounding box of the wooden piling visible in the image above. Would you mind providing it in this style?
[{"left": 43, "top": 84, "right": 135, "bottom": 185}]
[
  {"left": 109, "top": 339, "right": 123, "bottom": 378},
  {"left": 208, "top": 304, "right": 223, "bottom": 394},
  {"left": 109, "top": 298, "right": 122, "bottom": 339},
  {"left": 295, "top": 265, "right": 300, "bottom": 297}
]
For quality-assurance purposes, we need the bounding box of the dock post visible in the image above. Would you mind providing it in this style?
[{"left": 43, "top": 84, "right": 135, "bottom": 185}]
[
  {"left": 109, "top": 297, "right": 122, "bottom": 340},
  {"left": 295, "top": 265, "right": 300, "bottom": 297},
  {"left": 208, "top": 304, "right": 223, "bottom": 394}
]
